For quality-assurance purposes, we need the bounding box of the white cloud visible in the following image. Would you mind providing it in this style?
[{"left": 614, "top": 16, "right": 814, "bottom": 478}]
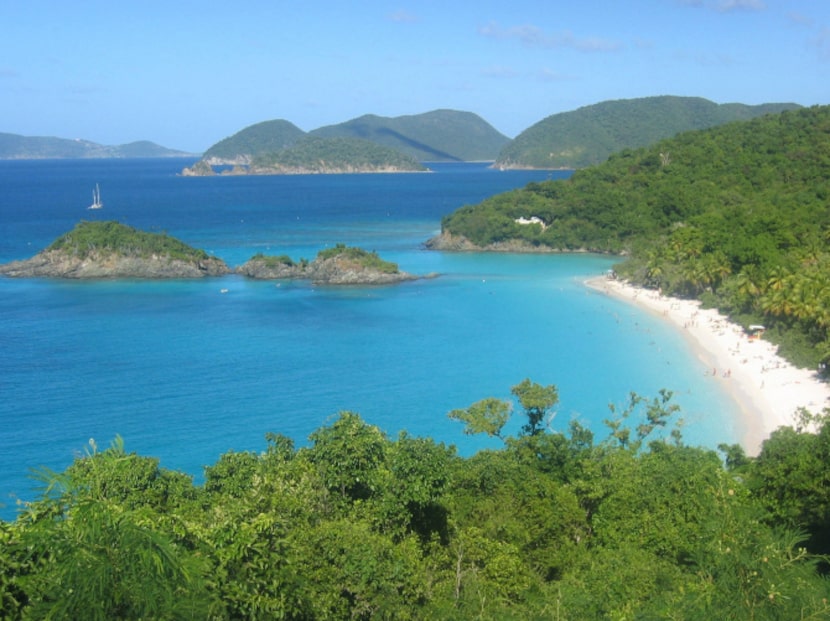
[
  {"left": 677, "top": 0, "right": 766, "bottom": 12},
  {"left": 716, "top": 0, "right": 766, "bottom": 12},
  {"left": 478, "top": 21, "right": 621, "bottom": 53}
]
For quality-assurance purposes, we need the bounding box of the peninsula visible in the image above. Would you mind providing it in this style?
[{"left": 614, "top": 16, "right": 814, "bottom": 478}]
[
  {"left": 0, "top": 221, "right": 230, "bottom": 279},
  {"left": 236, "top": 244, "right": 422, "bottom": 285}
]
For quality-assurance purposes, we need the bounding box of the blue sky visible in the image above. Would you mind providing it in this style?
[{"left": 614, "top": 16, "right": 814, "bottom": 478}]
[{"left": 1, "top": 0, "right": 828, "bottom": 152}]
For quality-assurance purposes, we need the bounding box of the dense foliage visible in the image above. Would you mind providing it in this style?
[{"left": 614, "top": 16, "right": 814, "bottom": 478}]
[
  {"left": 495, "top": 96, "right": 800, "bottom": 169},
  {"left": 310, "top": 109, "right": 509, "bottom": 162},
  {"left": 202, "top": 119, "right": 307, "bottom": 161},
  {"left": 46, "top": 221, "right": 210, "bottom": 261},
  {"left": 251, "top": 136, "right": 426, "bottom": 172},
  {"left": 316, "top": 243, "right": 400, "bottom": 273},
  {"left": 248, "top": 252, "right": 297, "bottom": 267},
  {"left": 2, "top": 382, "right": 829, "bottom": 619},
  {"left": 444, "top": 105, "right": 830, "bottom": 368}
]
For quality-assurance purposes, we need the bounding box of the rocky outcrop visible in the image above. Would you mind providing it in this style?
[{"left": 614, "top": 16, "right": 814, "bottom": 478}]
[
  {"left": 181, "top": 160, "right": 216, "bottom": 176},
  {"left": 181, "top": 161, "right": 251, "bottom": 176},
  {"left": 0, "top": 249, "right": 230, "bottom": 279},
  {"left": 425, "top": 231, "right": 579, "bottom": 253},
  {"left": 236, "top": 254, "right": 422, "bottom": 285},
  {"left": 235, "top": 257, "right": 301, "bottom": 280},
  {"left": 182, "top": 162, "right": 426, "bottom": 176},
  {"left": 308, "top": 254, "right": 420, "bottom": 284},
  {"left": 424, "top": 231, "right": 483, "bottom": 251}
]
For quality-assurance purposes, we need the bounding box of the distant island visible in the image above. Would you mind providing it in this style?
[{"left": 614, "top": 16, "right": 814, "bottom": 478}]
[
  {"left": 183, "top": 109, "right": 510, "bottom": 175},
  {"left": 0, "top": 222, "right": 424, "bottom": 285},
  {"left": 0, "top": 133, "right": 194, "bottom": 160},
  {"left": 5, "top": 96, "right": 801, "bottom": 167},
  {"left": 183, "top": 136, "right": 427, "bottom": 176}
]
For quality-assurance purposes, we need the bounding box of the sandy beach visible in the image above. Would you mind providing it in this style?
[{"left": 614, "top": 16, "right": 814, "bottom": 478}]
[{"left": 586, "top": 276, "right": 830, "bottom": 454}]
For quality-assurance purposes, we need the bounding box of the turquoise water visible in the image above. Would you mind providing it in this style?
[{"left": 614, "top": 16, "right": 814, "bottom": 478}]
[{"left": 0, "top": 160, "right": 741, "bottom": 518}]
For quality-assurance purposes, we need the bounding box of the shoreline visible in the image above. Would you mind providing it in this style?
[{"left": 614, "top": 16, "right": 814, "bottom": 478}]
[{"left": 585, "top": 276, "right": 830, "bottom": 455}]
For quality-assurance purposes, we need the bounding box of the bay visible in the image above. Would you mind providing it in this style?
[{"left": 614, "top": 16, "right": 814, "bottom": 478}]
[{"left": 0, "top": 159, "right": 741, "bottom": 518}]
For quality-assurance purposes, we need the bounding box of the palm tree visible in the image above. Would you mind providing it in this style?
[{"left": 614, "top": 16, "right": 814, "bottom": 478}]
[{"left": 766, "top": 265, "right": 789, "bottom": 293}]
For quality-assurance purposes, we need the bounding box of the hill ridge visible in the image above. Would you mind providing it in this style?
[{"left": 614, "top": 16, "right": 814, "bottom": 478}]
[
  {"left": 496, "top": 95, "right": 801, "bottom": 169},
  {"left": 0, "top": 132, "right": 194, "bottom": 159}
]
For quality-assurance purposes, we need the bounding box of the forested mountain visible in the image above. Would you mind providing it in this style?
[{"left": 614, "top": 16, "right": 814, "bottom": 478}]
[
  {"left": 495, "top": 96, "right": 801, "bottom": 169},
  {"left": 0, "top": 133, "right": 192, "bottom": 159},
  {"left": 201, "top": 119, "right": 307, "bottom": 164},
  {"left": 439, "top": 105, "right": 830, "bottom": 368},
  {"left": 2, "top": 382, "right": 829, "bottom": 619},
  {"left": 199, "top": 110, "right": 509, "bottom": 166},
  {"left": 310, "top": 109, "right": 510, "bottom": 162}
]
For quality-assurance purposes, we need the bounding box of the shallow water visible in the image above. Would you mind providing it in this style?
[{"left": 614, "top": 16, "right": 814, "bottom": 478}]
[{"left": 0, "top": 160, "right": 740, "bottom": 518}]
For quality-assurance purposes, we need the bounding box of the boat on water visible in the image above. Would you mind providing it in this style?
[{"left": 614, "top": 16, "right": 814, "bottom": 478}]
[{"left": 87, "top": 184, "right": 103, "bottom": 210}]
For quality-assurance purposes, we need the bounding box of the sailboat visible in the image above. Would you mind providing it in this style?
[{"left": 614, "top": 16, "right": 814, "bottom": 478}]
[{"left": 87, "top": 184, "right": 103, "bottom": 210}]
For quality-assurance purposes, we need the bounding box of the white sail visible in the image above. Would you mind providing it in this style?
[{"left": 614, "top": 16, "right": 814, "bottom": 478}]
[{"left": 88, "top": 184, "right": 103, "bottom": 209}]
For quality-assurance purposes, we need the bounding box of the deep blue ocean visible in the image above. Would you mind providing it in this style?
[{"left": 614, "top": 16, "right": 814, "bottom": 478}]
[{"left": 0, "top": 159, "right": 741, "bottom": 519}]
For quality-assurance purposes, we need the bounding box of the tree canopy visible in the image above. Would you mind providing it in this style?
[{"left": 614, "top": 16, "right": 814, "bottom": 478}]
[
  {"left": 3, "top": 384, "right": 829, "bottom": 620},
  {"left": 46, "top": 220, "right": 210, "bottom": 261},
  {"left": 250, "top": 136, "right": 426, "bottom": 173}
]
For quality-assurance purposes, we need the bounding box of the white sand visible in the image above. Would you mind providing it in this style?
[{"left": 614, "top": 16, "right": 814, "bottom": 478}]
[{"left": 586, "top": 276, "right": 830, "bottom": 454}]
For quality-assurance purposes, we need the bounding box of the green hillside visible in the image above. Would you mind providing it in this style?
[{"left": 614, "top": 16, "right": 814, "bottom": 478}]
[
  {"left": 495, "top": 96, "right": 801, "bottom": 169},
  {"left": 249, "top": 136, "right": 426, "bottom": 173},
  {"left": 200, "top": 110, "right": 507, "bottom": 164},
  {"left": 47, "top": 221, "right": 210, "bottom": 261},
  {"left": 441, "top": 105, "right": 830, "bottom": 367},
  {"left": 202, "top": 119, "right": 307, "bottom": 163},
  {"left": 310, "top": 109, "right": 510, "bottom": 161}
]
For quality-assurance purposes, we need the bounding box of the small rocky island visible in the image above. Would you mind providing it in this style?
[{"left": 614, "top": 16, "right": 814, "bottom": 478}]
[
  {"left": 0, "top": 221, "right": 230, "bottom": 279},
  {"left": 0, "top": 222, "right": 425, "bottom": 285},
  {"left": 236, "top": 244, "right": 420, "bottom": 285}
]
